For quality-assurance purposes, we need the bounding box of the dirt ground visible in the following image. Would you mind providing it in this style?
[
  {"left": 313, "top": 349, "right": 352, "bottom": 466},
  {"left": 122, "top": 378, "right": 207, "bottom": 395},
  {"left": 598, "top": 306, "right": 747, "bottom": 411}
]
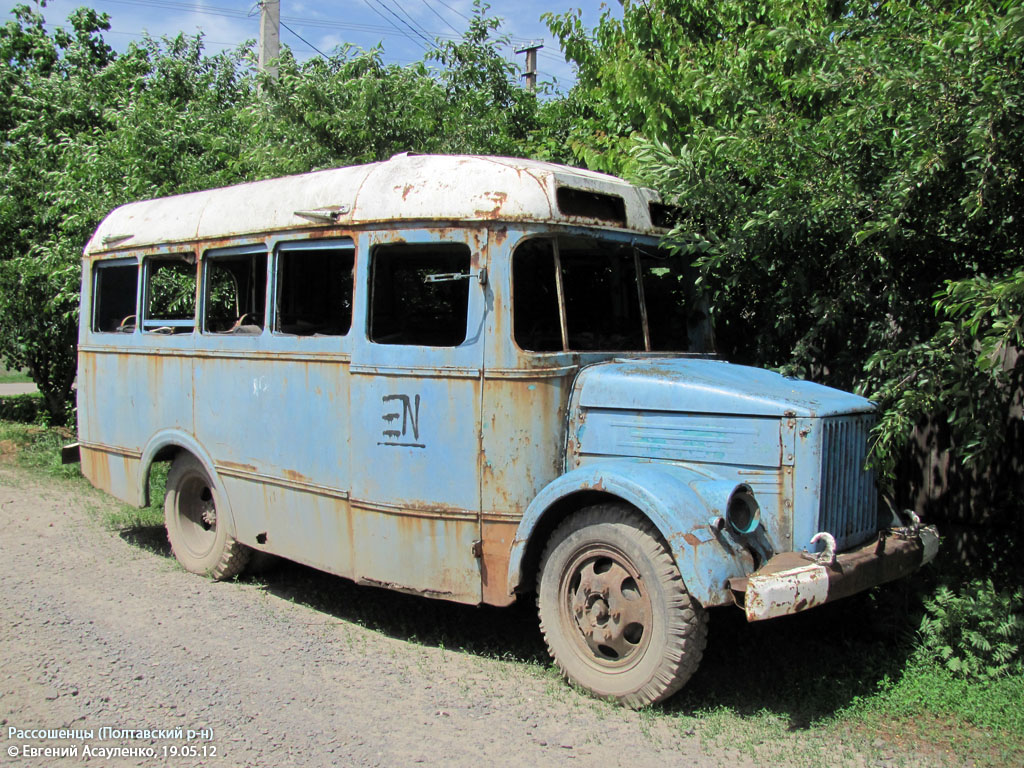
[
  {"left": 0, "top": 383, "right": 38, "bottom": 396},
  {"left": 1, "top": 463, "right": 769, "bottom": 768}
]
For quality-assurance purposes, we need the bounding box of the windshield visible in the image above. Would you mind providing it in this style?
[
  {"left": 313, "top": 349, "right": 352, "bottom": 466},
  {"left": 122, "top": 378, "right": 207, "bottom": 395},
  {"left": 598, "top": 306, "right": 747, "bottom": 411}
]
[{"left": 512, "top": 235, "right": 714, "bottom": 353}]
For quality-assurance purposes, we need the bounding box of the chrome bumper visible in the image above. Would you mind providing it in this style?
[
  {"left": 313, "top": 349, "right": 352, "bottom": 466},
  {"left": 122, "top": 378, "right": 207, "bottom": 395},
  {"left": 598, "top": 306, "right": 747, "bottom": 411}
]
[{"left": 729, "top": 524, "right": 939, "bottom": 622}]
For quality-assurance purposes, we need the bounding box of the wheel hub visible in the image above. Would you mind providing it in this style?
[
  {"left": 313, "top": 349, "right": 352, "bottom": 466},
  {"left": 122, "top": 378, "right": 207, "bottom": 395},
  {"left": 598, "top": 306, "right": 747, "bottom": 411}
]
[
  {"left": 566, "top": 553, "right": 652, "bottom": 664},
  {"left": 201, "top": 501, "right": 217, "bottom": 529}
]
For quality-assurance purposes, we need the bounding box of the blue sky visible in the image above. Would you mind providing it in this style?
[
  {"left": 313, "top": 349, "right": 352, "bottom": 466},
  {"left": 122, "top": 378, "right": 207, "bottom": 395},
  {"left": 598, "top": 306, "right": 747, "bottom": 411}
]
[{"left": 1, "top": 1, "right": 623, "bottom": 91}]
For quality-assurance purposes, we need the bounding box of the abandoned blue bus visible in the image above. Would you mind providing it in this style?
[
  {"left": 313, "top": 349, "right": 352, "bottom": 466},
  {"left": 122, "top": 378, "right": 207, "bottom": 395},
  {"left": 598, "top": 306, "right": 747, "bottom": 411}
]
[{"left": 74, "top": 153, "right": 938, "bottom": 707}]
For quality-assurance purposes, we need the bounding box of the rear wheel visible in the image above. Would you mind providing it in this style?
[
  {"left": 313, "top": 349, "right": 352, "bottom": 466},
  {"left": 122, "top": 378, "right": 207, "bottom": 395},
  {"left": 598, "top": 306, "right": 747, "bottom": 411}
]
[
  {"left": 164, "top": 453, "right": 249, "bottom": 580},
  {"left": 537, "top": 504, "right": 707, "bottom": 708}
]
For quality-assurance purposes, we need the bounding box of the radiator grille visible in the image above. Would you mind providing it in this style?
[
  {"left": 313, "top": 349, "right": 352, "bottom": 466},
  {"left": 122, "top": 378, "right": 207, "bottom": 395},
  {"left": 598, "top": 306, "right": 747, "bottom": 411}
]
[{"left": 819, "top": 414, "right": 878, "bottom": 550}]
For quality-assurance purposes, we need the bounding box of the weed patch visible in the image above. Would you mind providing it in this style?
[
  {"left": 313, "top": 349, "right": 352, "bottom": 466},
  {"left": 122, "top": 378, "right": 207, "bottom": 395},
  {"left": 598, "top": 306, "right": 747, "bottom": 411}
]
[{"left": 0, "top": 420, "right": 80, "bottom": 479}]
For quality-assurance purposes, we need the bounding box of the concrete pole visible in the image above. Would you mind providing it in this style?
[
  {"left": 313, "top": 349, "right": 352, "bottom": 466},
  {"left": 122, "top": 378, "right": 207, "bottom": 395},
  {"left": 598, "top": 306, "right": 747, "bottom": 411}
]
[
  {"left": 258, "top": 0, "right": 281, "bottom": 80},
  {"left": 516, "top": 42, "right": 542, "bottom": 93}
]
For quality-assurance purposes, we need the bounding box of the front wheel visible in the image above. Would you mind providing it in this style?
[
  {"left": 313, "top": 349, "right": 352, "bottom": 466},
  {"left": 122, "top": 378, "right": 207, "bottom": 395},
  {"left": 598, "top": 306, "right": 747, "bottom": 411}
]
[
  {"left": 537, "top": 504, "right": 707, "bottom": 708},
  {"left": 164, "top": 453, "right": 249, "bottom": 580}
]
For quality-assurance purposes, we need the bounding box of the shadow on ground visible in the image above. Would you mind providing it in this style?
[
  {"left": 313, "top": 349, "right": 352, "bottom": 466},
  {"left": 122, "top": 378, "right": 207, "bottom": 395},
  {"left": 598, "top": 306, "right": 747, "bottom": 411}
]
[
  {"left": 119, "top": 525, "right": 171, "bottom": 557},
  {"left": 117, "top": 521, "right": 925, "bottom": 725}
]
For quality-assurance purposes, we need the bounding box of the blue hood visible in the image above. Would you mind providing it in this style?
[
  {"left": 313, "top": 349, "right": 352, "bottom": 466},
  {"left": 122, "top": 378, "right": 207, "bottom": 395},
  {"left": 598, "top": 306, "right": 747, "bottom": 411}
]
[{"left": 574, "top": 358, "right": 874, "bottom": 418}]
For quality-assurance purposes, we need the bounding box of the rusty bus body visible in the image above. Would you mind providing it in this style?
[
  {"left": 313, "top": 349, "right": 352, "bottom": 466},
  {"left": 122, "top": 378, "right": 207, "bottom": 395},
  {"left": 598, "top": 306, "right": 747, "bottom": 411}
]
[{"left": 75, "top": 154, "right": 938, "bottom": 707}]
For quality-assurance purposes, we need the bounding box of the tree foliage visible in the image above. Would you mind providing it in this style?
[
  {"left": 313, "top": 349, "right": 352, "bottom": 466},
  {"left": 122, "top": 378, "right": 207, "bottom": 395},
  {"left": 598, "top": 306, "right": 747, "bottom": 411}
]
[
  {"left": 0, "top": 0, "right": 572, "bottom": 422},
  {"left": 547, "top": 0, "right": 1024, "bottom": 485}
]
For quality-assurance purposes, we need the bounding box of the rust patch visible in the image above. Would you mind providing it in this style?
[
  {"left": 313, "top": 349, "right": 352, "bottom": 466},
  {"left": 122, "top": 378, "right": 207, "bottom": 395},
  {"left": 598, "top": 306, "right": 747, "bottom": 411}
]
[
  {"left": 488, "top": 226, "right": 509, "bottom": 247},
  {"left": 83, "top": 447, "right": 111, "bottom": 494},
  {"left": 481, "top": 520, "right": 517, "bottom": 606},
  {"left": 283, "top": 468, "right": 312, "bottom": 485},
  {"left": 474, "top": 191, "right": 509, "bottom": 219},
  {"left": 682, "top": 532, "right": 701, "bottom": 547},
  {"left": 219, "top": 459, "right": 257, "bottom": 474}
]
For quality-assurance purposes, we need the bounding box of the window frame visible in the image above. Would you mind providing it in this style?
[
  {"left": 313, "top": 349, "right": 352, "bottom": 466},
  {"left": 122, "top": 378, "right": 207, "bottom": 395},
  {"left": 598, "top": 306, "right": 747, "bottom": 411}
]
[
  {"left": 271, "top": 237, "right": 356, "bottom": 338},
  {"left": 201, "top": 244, "right": 269, "bottom": 335},
  {"left": 140, "top": 253, "right": 198, "bottom": 334},
  {"left": 367, "top": 241, "right": 473, "bottom": 348},
  {"left": 90, "top": 257, "right": 140, "bottom": 334}
]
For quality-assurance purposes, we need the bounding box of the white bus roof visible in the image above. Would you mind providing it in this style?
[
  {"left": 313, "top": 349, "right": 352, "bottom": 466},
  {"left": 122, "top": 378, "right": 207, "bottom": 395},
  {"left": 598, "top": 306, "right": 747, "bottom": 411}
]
[{"left": 85, "top": 153, "right": 669, "bottom": 255}]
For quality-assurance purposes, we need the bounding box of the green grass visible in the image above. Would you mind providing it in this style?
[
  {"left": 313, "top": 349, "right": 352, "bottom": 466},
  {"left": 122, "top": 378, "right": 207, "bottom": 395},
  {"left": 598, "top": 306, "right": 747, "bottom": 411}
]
[
  {"left": 654, "top": 578, "right": 1024, "bottom": 767},
  {"left": 0, "top": 371, "right": 32, "bottom": 384},
  {"left": 103, "top": 460, "right": 167, "bottom": 530},
  {"left": 2, "top": 418, "right": 1021, "bottom": 766},
  {"left": 0, "top": 420, "right": 163, "bottom": 530},
  {"left": 0, "top": 420, "right": 82, "bottom": 479}
]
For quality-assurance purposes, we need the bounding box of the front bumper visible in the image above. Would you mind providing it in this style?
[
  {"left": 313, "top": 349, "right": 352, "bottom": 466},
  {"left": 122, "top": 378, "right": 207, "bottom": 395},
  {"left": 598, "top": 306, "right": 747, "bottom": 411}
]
[{"left": 728, "top": 524, "right": 940, "bottom": 622}]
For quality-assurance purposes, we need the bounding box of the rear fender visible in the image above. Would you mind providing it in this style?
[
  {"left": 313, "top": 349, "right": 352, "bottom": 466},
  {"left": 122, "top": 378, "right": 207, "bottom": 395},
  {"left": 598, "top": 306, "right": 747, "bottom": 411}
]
[{"left": 139, "top": 430, "right": 239, "bottom": 538}]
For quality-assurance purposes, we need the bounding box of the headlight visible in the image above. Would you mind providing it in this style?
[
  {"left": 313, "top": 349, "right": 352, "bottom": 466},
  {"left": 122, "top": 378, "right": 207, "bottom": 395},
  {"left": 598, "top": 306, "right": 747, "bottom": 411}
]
[{"left": 726, "top": 485, "right": 760, "bottom": 535}]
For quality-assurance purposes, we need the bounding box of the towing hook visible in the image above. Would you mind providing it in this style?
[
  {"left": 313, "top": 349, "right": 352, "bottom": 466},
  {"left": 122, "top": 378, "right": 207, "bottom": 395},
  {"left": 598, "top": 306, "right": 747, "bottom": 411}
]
[{"left": 809, "top": 532, "right": 837, "bottom": 567}]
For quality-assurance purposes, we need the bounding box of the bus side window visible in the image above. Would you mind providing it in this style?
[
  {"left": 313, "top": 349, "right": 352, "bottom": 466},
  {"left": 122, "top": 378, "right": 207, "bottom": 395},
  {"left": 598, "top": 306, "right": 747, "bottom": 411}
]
[
  {"left": 275, "top": 240, "right": 355, "bottom": 336},
  {"left": 92, "top": 260, "right": 139, "bottom": 333},
  {"left": 369, "top": 243, "right": 471, "bottom": 347},
  {"left": 204, "top": 249, "right": 268, "bottom": 334},
  {"left": 143, "top": 255, "right": 196, "bottom": 334}
]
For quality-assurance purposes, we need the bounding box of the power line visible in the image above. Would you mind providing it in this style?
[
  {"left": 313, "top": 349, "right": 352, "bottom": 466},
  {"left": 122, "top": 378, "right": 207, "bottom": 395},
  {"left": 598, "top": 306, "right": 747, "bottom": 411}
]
[
  {"left": 380, "top": 0, "right": 434, "bottom": 41},
  {"left": 419, "top": 0, "right": 460, "bottom": 35},
  {"left": 356, "top": 0, "right": 410, "bottom": 41},
  {"left": 433, "top": 0, "right": 470, "bottom": 22},
  {"left": 279, "top": 19, "right": 329, "bottom": 59},
  {"left": 96, "top": 0, "right": 459, "bottom": 40},
  {"left": 361, "top": 0, "right": 432, "bottom": 52},
  {"left": 51, "top": 1, "right": 579, "bottom": 87},
  {"left": 367, "top": 0, "right": 437, "bottom": 50}
]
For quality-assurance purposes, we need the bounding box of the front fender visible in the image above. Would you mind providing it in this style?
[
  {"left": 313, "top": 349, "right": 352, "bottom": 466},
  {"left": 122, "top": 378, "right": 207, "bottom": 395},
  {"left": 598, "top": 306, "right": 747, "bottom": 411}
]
[{"left": 508, "top": 460, "right": 755, "bottom": 607}]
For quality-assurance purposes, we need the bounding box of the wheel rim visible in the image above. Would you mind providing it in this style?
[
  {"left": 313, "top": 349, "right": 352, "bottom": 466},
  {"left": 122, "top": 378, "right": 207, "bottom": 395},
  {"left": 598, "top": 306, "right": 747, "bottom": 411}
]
[
  {"left": 559, "top": 544, "right": 653, "bottom": 671},
  {"left": 175, "top": 472, "right": 219, "bottom": 559}
]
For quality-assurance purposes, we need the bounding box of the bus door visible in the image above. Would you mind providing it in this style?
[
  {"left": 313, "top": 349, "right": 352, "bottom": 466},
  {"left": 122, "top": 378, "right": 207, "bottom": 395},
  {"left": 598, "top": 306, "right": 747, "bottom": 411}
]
[{"left": 348, "top": 229, "right": 487, "bottom": 604}]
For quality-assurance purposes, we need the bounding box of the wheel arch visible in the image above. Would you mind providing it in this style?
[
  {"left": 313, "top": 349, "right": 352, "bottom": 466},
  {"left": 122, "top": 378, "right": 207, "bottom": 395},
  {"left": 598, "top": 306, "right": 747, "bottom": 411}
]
[
  {"left": 508, "top": 460, "right": 751, "bottom": 607},
  {"left": 138, "top": 430, "right": 239, "bottom": 537}
]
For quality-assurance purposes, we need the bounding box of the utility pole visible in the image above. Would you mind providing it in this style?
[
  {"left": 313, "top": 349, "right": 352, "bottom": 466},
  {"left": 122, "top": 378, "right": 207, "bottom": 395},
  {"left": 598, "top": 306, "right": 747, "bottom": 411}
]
[
  {"left": 516, "top": 41, "right": 543, "bottom": 93},
  {"left": 258, "top": 0, "right": 281, "bottom": 80}
]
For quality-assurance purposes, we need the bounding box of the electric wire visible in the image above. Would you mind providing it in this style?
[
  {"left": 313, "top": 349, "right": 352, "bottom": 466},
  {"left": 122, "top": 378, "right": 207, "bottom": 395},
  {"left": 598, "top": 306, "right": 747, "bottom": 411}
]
[
  {"left": 366, "top": 0, "right": 436, "bottom": 50},
  {"left": 362, "top": 0, "right": 433, "bottom": 52},
  {"left": 44, "top": 0, "right": 579, "bottom": 88},
  {"left": 357, "top": 0, "right": 411, "bottom": 42},
  {"left": 418, "top": 0, "right": 460, "bottom": 35},
  {"left": 379, "top": 0, "right": 434, "bottom": 41},
  {"left": 432, "top": 0, "right": 470, "bottom": 22},
  {"left": 279, "top": 19, "right": 329, "bottom": 59}
]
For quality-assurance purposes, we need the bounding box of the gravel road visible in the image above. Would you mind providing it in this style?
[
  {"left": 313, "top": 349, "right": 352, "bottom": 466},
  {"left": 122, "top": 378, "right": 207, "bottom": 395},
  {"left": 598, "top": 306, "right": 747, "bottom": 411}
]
[{"left": 0, "top": 463, "right": 754, "bottom": 768}]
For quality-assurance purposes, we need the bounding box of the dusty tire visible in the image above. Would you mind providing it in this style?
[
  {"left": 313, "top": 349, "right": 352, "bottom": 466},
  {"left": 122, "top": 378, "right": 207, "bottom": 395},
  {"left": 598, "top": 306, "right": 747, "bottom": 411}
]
[
  {"left": 537, "top": 504, "right": 707, "bottom": 708},
  {"left": 164, "top": 454, "right": 249, "bottom": 580}
]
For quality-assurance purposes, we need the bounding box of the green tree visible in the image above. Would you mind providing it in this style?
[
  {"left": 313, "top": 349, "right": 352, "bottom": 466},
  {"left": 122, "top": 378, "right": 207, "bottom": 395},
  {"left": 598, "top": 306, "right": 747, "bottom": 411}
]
[
  {"left": 0, "top": 1, "right": 573, "bottom": 423},
  {"left": 548, "top": 0, "right": 1024, "bottom": 485},
  {"left": 0, "top": 3, "right": 117, "bottom": 423}
]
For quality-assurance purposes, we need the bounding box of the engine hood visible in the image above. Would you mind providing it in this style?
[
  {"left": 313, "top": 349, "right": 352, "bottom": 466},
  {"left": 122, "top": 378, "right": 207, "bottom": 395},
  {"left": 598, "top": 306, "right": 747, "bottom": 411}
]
[{"left": 574, "top": 358, "right": 874, "bottom": 418}]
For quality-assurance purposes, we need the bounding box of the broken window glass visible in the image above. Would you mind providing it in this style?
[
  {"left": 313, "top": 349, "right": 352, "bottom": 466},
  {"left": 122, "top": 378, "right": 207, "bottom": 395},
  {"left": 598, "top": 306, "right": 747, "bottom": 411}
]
[
  {"left": 275, "top": 240, "right": 355, "bottom": 336},
  {"left": 92, "top": 260, "right": 138, "bottom": 333},
  {"left": 370, "top": 243, "right": 471, "bottom": 347},
  {"left": 204, "top": 248, "right": 267, "bottom": 334},
  {"left": 143, "top": 256, "right": 196, "bottom": 333},
  {"left": 512, "top": 236, "right": 713, "bottom": 353}
]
